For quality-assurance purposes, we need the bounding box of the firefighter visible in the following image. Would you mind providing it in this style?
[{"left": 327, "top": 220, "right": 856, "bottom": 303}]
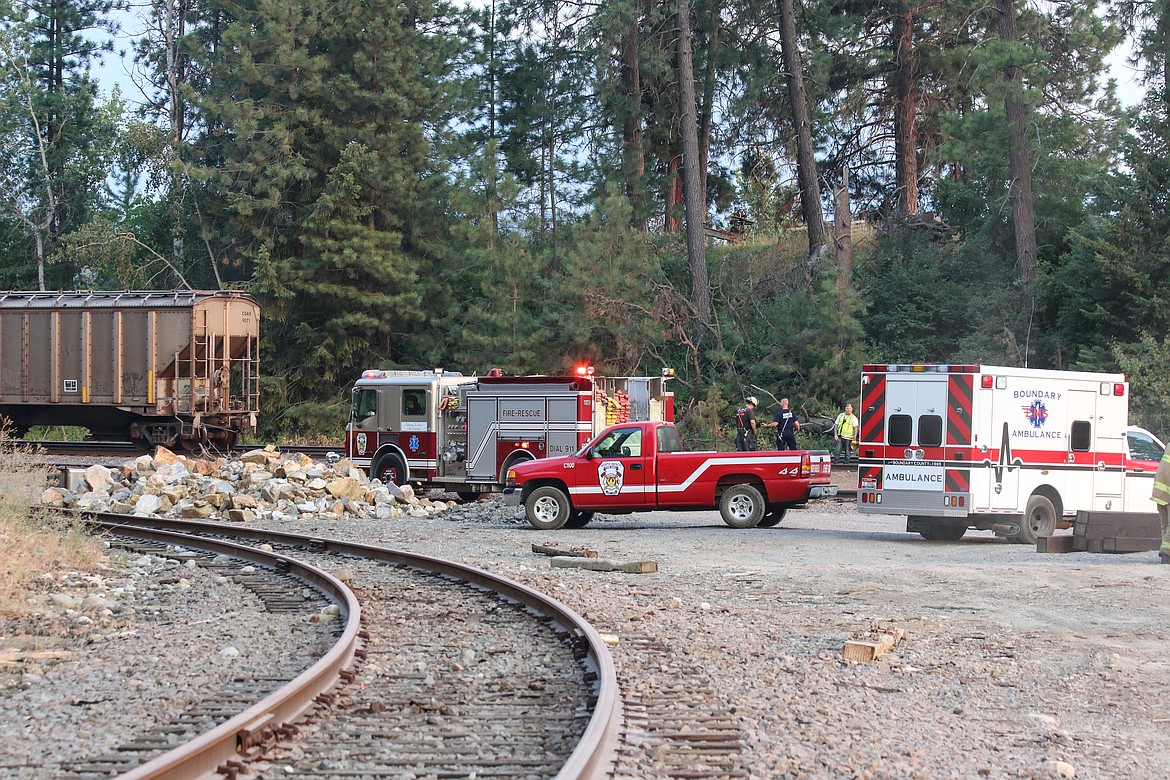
[
  {"left": 833, "top": 403, "right": 859, "bottom": 463},
  {"left": 765, "top": 398, "right": 801, "bottom": 450},
  {"left": 735, "top": 397, "right": 759, "bottom": 451},
  {"left": 1152, "top": 443, "right": 1170, "bottom": 564}
]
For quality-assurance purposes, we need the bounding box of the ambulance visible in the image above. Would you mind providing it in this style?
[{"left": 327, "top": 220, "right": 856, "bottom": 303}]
[{"left": 855, "top": 364, "right": 1165, "bottom": 543}]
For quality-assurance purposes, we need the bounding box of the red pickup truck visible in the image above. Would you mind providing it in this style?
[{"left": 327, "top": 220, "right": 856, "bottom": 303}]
[{"left": 502, "top": 420, "right": 837, "bottom": 529}]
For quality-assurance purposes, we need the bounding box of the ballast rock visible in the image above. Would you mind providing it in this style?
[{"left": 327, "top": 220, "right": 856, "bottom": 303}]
[{"left": 41, "top": 446, "right": 452, "bottom": 523}]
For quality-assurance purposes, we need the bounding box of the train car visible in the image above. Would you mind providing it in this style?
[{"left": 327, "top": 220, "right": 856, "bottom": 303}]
[{"left": 0, "top": 290, "right": 260, "bottom": 449}]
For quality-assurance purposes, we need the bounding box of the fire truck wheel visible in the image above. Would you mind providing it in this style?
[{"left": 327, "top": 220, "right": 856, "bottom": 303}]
[
  {"left": 525, "top": 486, "right": 571, "bottom": 530},
  {"left": 758, "top": 507, "right": 788, "bottom": 527},
  {"left": 720, "top": 484, "right": 765, "bottom": 529},
  {"left": 1019, "top": 494, "right": 1057, "bottom": 545},
  {"left": 373, "top": 454, "right": 407, "bottom": 488},
  {"left": 565, "top": 510, "right": 595, "bottom": 528}
]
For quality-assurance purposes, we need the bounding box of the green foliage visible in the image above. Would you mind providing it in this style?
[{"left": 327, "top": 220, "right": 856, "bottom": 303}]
[{"left": 1114, "top": 334, "right": 1170, "bottom": 442}]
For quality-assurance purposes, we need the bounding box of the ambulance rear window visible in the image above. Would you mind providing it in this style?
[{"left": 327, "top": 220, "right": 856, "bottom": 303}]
[
  {"left": 888, "top": 414, "right": 912, "bottom": 446},
  {"left": 919, "top": 415, "right": 942, "bottom": 447}
]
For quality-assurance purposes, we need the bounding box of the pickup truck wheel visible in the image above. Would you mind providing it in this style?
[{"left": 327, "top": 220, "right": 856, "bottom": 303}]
[
  {"left": 525, "top": 486, "right": 571, "bottom": 530},
  {"left": 1017, "top": 494, "right": 1057, "bottom": 545},
  {"left": 758, "top": 507, "right": 788, "bottom": 527},
  {"left": 565, "top": 510, "right": 594, "bottom": 528},
  {"left": 720, "top": 484, "right": 765, "bottom": 529}
]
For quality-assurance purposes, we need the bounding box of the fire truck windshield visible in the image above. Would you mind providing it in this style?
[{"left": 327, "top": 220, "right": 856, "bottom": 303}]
[{"left": 352, "top": 388, "right": 377, "bottom": 420}]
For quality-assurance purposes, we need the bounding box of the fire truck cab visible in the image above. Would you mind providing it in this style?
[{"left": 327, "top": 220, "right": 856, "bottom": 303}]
[
  {"left": 346, "top": 367, "right": 674, "bottom": 498},
  {"left": 856, "top": 363, "right": 1164, "bottom": 544}
]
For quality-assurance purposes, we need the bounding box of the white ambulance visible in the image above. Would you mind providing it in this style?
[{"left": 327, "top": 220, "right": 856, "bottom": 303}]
[{"left": 855, "top": 364, "right": 1165, "bottom": 543}]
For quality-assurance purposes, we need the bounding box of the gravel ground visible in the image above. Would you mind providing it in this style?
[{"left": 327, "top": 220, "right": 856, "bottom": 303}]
[
  {"left": 4, "top": 488, "right": 1169, "bottom": 780},
  {"left": 0, "top": 544, "right": 337, "bottom": 778},
  {"left": 252, "top": 495, "right": 1170, "bottom": 780}
]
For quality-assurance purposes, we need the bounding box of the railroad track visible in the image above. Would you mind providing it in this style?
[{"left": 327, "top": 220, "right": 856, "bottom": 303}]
[{"left": 65, "top": 513, "right": 620, "bottom": 779}]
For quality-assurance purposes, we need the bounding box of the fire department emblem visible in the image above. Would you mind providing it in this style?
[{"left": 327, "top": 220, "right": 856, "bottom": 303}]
[
  {"left": 598, "top": 460, "right": 624, "bottom": 496},
  {"left": 408, "top": 435, "right": 420, "bottom": 452},
  {"left": 1022, "top": 400, "right": 1048, "bottom": 428},
  {"left": 356, "top": 433, "right": 367, "bottom": 454}
]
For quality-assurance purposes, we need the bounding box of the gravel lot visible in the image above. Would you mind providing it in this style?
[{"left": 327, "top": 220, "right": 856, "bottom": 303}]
[
  {"left": 262, "top": 495, "right": 1170, "bottom": 780},
  {"left": 4, "top": 488, "right": 1169, "bottom": 779}
]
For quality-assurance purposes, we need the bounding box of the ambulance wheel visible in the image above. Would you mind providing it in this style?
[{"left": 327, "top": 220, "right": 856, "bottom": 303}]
[
  {"left": 1019, "top": 494, "right": 1057, "bottom": 545},
  {"left": 758, "top": 507, "right": 788, "bottom": 527},
  {"left": 720, "top": 484, "right": 765, "bottom": 529},
  {"left": 373, "top": 454, "right": 407, "bottom": 487},
  {"left": 525, "top": 486, "right": 570, "bottom": 530},
  {"left": 565, "top": 510, "right": 595, "bottom": 528}
]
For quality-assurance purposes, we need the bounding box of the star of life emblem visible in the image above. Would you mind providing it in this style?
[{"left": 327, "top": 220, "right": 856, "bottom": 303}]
[
  {"left": 1022, "top": 400, "right": 1048, "bottom": 429},
  {"left": 598, "top": 460, "right": 624, "bottom": 496}
]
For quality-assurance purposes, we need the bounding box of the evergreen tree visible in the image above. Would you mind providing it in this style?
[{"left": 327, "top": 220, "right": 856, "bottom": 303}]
[{"left": 187, "top": 0, "right": 459, "bottom": 413}]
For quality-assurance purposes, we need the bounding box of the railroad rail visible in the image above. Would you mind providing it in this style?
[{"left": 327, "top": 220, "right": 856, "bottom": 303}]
[
  {"left": 9, "top": 440, "right": 344, "bottom": 458},
  {"left": 76, "top": 512, "right": 621, "bottom": 780}
]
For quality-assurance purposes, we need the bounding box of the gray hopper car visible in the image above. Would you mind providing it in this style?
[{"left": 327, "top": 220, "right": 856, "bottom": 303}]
[{"left": 0, "top": 290, "right": 260, "bottom": 449}]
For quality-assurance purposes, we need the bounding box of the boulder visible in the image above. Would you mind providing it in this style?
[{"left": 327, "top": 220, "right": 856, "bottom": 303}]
[
  {"left": 84, "top": 464, "right": 115, "bottom": 493},
  {"left": 153, "top": 447, "right": 182, "bottom": 466}
]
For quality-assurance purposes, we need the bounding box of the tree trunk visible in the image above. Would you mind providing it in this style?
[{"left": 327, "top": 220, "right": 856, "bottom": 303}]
[
  {"left": 834, "top": 167, "right": 852, "bottom": 297},
  {"left": 677, "top": 0, "right": 712, "bottom": 337},
  {"left": 621, "top": 3, "right": 645, "bottom": 229},
  {"left": 666, "top": 152, "right": 683, "bottom": 233},
  {"left": 777, "top": 0, "right": 826, "bottom": 259},
  {"left": 892, "top": 0, "right": 918, "bottom": 217},
  {"left": 487, "top": 0, "right": 499, "bottom": 239},
  {"left": 997, "top": 0, "right": 1039, "bottom": 300},
  {"left": 699, "top": 9, "right": 719, "bottom": 227}
]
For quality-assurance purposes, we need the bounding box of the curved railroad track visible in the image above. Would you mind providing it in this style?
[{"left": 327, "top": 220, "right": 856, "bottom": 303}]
[{"left": 72, "top": 512, "right": 621, "bottom": 780}]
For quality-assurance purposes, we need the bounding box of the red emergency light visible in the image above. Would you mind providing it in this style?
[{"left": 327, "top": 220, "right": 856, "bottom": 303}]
[{"left": 575, "top": 365, "right": 595, "bottom": 377}]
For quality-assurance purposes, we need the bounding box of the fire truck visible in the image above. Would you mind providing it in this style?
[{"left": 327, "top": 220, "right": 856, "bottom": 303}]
[
  {"left": 345, "top": 366, "right": 675, "bottom": 498},
  {"left": 855, "top": 364, "right": 1165, "bottom": 543}
]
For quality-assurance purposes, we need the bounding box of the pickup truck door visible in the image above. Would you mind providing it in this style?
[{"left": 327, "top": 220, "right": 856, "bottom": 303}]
[{"left": 571, "top": 425, "right": 651, "bottom": 509}]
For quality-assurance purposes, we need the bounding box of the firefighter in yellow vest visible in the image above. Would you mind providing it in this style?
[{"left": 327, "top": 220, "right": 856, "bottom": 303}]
[
  {"left": 833, "top": 403, "right": 859, "bottom": 463},
  {"left": 1152, "top": 444, "right": 1170, "bottom": 564}
]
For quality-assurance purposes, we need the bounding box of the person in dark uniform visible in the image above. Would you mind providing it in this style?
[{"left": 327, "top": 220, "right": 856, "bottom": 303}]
[
  {"left": 735, "top": 397, "right": 759, "bottom": 451},
  {"left": 765, "top": 397, "right": 801, "bottom": 450}
]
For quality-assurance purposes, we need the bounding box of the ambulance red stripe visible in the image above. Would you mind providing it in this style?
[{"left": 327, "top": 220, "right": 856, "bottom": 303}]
[
  {"left": 946, "top": 374, "right": 973, "bottom": 446},
  {"left": 859, "top": 374, "right": 886, "bottom": 444}
]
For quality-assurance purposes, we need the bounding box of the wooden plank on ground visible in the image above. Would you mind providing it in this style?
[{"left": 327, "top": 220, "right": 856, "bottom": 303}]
[
  {"left": 550, "top": 556, "right": 658, "bottom": 574},
  {"left": 1102, "top": 536, "right": 1160, "bottom": 553},
  {"left": 842, "top": 629, "right": 904, "bottom": 663},
  {"left": 1036, "top": 535, "right": 1078, "bottom": 554},
  {"left": 532, "top": 543, "right": 598, "bottom": 558},
  {"left": 1075, "top": 512, "right": 1161, "bottom": 539}
]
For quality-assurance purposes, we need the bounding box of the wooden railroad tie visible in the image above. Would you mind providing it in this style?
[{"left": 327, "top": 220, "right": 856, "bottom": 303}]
[
  {"left": 841, "top": 628, "right": 904, "bottom": 663},
  {"left": 550, "top": 556, "right": 658, "bottom": 574},
  {"left": 531, "top": 543, "right": 598, "bottom": 558},
  {"left": 1037, "top": 510, "right": 1162, "bottom": 555}
]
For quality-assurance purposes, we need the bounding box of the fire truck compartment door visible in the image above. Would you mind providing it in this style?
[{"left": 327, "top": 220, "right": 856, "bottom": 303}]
[{"left": 467, "top": 396, "right": 503, "bottom": 480}]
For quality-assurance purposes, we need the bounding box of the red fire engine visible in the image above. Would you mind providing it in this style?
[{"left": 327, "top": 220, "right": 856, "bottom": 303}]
[{"left": 345, "top": 366, "right": 675, "bottom": 498}]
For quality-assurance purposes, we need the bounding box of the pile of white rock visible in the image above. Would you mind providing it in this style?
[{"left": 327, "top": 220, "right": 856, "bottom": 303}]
[{"left": 38, "top": 445, "right": 454, "bottom": 523}]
